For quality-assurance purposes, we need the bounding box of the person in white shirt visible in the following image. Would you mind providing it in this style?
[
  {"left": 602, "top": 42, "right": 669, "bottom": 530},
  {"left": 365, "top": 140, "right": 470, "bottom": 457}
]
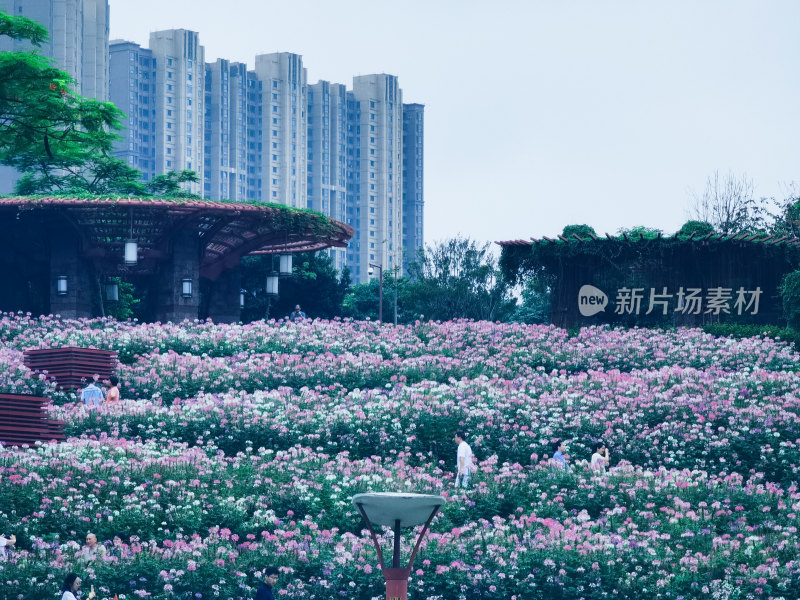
[
  {"left": 454, "top": 431, "right": 473, "bottom": 488},
  {"left": 591, "top": 442, "right": 610, "bottom": 471},
  {"left": 61, "top": 573, "right": 95, "bottom": 600},
  {"left": 0, "top": 533, "right": 15, "bottom": 558}
]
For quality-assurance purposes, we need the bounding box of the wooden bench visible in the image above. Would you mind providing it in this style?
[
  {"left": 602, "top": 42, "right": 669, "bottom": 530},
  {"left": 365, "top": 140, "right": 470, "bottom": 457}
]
[
  {"left": 0, "top": 393, "right": 65, "bottom": 446},
  {"left": 23, "top": 347, "right": 118, "bottom": 390}
]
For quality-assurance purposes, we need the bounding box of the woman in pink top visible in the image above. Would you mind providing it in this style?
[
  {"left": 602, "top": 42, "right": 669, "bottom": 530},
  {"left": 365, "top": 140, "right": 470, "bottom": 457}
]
[{"left": 105, "top": 376, "right": 120, "bottom": 403}]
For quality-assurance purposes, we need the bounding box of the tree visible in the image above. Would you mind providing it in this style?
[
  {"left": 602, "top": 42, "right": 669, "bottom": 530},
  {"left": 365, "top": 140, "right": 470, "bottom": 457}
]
[
  {"left": 770, "top": 185, "right": 800, "bottom": 238},
  {"left": 145, "top": 170, "right": 201, "bottom": 199},
  {"left": 781, "top": 271, "right": 800, "bottom": 329},
  {"left": 687, "top": 170, "right": 774, "bottom": 234},
  {"left": 402, "top": 236, "right": 516, "bottom": 322},
  {"left": 676, "top": 220, "right": 715, "bottom": 238},
  {"left": 562, "top": 224, "right": 597, "bottom": 240},
  {"left": 512, "top": 275, "right": 551, "bottom": 324},
  {"left": 0, "top": 10, "right": 143, "bottom": 195}
]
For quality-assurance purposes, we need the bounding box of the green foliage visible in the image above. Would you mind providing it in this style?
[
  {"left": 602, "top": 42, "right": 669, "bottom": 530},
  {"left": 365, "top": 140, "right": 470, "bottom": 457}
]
[
  {"left": 341, "top": 271, "right": 408, "bottom": 323},
  {"left": 780, "top": 270, "right": 800, "bottom": 330},
  {"left": 512, "top": 275, "right": 551, "bottom": 324},
  {"left": 676, "top": 220, "right": 715, "bottom": 238},
  {"left": 404, "top": 236, "right": 516, "bottom": 322},
  {"left": 0, "top": 11, "right": 48, "bottom": 45},
  {"left": 561, "top": 223, "right": 597, "bottom": 240},
  {"left": 772, "top": 194, "right": 800, "bottom": 238},
  {"left": 0, "top": 10, "right": 143, "bottom": 195},
  {"left": 104, "top": 278, "right": 141, "bottom": 321},
  {"left": 616, "top": 225, "right": 662, "bottom": 239},
  {"left": 240, "top": 251, "right": 349, "bottom": 322},
  {"left": 342, "top": 279, "right": 382, "bottom": 321},
  {"left": 145, "top": 170, "right": 201, "bottom": 199}
]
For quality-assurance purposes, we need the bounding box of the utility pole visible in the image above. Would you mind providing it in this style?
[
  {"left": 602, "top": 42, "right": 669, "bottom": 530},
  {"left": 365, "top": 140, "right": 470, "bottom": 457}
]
[{"left": 369, "top": 262, "right": 383, "bottom": 324}]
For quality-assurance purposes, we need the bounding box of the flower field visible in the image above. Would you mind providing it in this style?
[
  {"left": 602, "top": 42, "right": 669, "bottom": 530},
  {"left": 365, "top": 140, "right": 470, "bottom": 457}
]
[{"left": 1, "top": 314, "right": 800, "bottom": 599}]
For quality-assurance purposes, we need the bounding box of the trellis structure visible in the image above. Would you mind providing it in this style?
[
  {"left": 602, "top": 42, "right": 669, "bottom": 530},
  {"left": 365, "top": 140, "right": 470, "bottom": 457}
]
[
  {"left": 0, "top": 196, "right": 353, "bottom": 322},
  {"left": 498, "top": 232, "right": 800, "bottom": 329}
]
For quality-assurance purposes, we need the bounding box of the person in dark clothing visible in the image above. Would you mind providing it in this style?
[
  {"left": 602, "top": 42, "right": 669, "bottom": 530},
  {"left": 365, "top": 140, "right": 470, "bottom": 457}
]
[{"left": 255, "top": 566, "right": 279, "bottom": 600}]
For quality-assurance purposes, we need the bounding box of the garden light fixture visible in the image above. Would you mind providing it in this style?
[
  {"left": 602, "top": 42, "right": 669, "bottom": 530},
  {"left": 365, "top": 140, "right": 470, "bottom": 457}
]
[{"left": 352, "top": 492, "right": 444, "bottom": 600}]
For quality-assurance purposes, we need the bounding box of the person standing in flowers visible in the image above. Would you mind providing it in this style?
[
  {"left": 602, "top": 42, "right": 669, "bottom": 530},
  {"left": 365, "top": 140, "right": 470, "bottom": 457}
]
[
  {"left": 289, "top": 304, "right": 307, "bottom": 321},
  {"left": 0, "top": 533, "right": 15, "bottom": 558},
  {"left": 110, "top": 533, "right": 129, "bottom": 558},
  {"left": 80, "top": 376, "right": 104, "bottom": 406},
  {"left": 454, "top": 431, "right": 473, "bottom": 488},
  {"left": 551, "top": 439, "right": 570, "bottom": 471},
  {"left": 104, "top": 376, "right": 120, "bottom": 403},
  {"left": 591, "top": 442, "right": 610, "bottom": 471},
  {"left": 61, "top": 573, "right": 96, "bottom": 600},
  {"left": 255, "top": 565, "right": 280, "bottom": 600},
  {"left": 78, "top": 532, "right": 106, "bottom": 562}
]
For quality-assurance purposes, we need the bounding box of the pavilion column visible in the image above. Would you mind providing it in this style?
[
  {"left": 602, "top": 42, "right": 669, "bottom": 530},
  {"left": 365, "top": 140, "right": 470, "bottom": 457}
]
[
  {"left": 207, "top": 266, "right": 242, "bottom": 324},
  {"left": 153, "top": 228, "right": 201, "bottom": 323},
  {"left": 49, "top": 229, "right": 93, "bottom": 319}
]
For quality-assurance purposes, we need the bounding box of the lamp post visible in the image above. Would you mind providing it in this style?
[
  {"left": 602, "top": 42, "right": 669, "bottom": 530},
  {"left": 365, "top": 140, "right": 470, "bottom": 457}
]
[
  {"left": 392, "top": 265, "right": 400, "bottom": 326},
  {"left": 352, "top": 493, "right": 444, "bottom": 600},
  {"left": 369, "top": 262, "right": 383, "bottom": 324}
]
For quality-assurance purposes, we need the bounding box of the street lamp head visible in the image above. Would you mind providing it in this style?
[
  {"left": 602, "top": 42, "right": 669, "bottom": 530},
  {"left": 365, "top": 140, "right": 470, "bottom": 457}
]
[{"left": 352, "top": 492, "right": 445, "bottom": 528}]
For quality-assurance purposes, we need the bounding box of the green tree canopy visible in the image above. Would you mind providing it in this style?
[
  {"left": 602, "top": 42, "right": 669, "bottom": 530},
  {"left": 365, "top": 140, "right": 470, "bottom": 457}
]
[
  {"left": 0, "top": 10, "right": 147, "bottom": 195},
  {"left": 402, "top": 236, "right": 516, "bottom": 322},
  {"left": 676, "top": 220, "right": 715, "bottom": 238},
  {"left": 562, "top": 224, "right": 597, "bottom": 239}
]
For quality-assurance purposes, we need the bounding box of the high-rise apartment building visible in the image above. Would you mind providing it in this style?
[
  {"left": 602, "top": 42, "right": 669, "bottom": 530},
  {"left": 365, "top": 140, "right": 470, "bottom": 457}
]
[
  {"left": 0, "top": 0, "right": 109, "bottom": 192},
  {"left": 254, "top": 53, "right": 307, "bottom": 208},
  {"left": 307, "top": 81, "right": 348, "bottom": 270},
  {"left": 109, "top": 40, "right": 156, "bottom": 180},
  {"left": 5, "top": 4, "right": 424, "bottom": 275},
  {"left": 204, "top": 59, "right": 260, "bottom": 201},
  {"left": 346, "top": 74, "right": 403, "bottom": 283},
  {"left": 402, "top": 103, "right": 424, "bottom": 271},
  {"left": 148, "top": 29, "right": 205, "bottom": 196}
]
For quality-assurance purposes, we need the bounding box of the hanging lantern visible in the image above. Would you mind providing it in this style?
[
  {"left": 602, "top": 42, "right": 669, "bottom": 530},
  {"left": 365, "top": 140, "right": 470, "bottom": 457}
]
[
  {"left": 124, "top": 240, "right": 138, "bottom": 266},
  {"left": 105, "top": 281, "right": 119, "bottom": 302},
  {"left": 266, "top": 271, "right": 279, "bottom": 298},
  {"left": 279, "top": 254, "right": 293, "bottom": 277}
]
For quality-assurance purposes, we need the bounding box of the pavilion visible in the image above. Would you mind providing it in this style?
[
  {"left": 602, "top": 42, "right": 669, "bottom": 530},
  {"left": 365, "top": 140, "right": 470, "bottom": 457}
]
[{"left": 0, "top": 196, "right": 353, "bottom": 322}]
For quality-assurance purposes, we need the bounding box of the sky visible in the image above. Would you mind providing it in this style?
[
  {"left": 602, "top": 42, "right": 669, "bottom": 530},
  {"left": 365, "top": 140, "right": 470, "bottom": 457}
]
[{"left": 108, "top": 0, "right": 800, "bottom": 244}]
